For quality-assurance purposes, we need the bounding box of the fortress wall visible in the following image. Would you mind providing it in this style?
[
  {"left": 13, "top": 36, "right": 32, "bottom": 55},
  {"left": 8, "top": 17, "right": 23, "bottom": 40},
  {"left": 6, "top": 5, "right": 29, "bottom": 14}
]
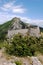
[
  {"left": 8, "top": 27, "right": 41, "bottom": 38},
  {"left": 8, "top": 29, "right": 28, "bottom": 38},
  {"left": 29, "top": 27, "right": 40, "bottom": 37}
]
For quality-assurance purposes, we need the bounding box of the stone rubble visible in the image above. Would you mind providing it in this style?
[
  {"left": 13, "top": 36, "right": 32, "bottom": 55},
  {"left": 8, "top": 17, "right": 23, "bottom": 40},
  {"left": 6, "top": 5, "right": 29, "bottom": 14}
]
[
  {"left": 0, "top": 49, "right": 43, "bottom": 65},
  {"left": 31, "top": 57, "right": 42, "bottom": 65}
]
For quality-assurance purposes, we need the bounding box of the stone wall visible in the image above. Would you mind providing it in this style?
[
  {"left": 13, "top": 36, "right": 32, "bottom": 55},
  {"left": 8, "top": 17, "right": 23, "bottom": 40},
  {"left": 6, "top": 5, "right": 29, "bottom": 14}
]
[
  {"left": 29, "top": 26, "right": 40, "bottom": 37},
  {"left": 8, "top": 27, "right": 41, "bottom": 38},
  {"left": 8, "top": 29, "right": 28, "bottom": 38}
]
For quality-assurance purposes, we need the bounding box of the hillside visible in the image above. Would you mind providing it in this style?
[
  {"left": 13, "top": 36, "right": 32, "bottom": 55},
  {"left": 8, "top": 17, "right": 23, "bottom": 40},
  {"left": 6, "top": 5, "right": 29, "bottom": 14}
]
[
  {"left": 40, "top": 27, "right": 43, "bottom": 32},
  {"left": 0, "top": 17, "right": 43, "bottom": 40},
  {"left": 0, "top": 17, "right": 43, "bottom": 65},
  {"left": 0, "top": 17, "right": 28, "bottom": 40},
  {"left": 0, "top": 20, "right": 13, "bottom": 40}
]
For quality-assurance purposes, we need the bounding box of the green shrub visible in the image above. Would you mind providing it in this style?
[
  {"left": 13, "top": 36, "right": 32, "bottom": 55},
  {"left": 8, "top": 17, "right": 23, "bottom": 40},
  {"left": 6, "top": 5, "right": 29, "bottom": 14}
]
[
  {"left": 5, "top": 34, "right": 43, "bottom": 56},
  {"left": 15, "top": 61, "right": 22, "bottom": 65}
]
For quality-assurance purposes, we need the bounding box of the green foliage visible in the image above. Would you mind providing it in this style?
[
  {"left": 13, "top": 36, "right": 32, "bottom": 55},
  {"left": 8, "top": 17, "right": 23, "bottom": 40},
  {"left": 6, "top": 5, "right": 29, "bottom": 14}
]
[
  {"left": 40, "top": 27, "right": 43, "bottom": 32},
  {"left": 4, "top": 34, "right": 43, "bottom": 56},
  {"left": 0, "top": 20, "right": 13, "bottom": 40},
  {"left": 0, "top": 40, "right": 5, "bottom": 49},
  {"left": 15, "top": 61, "right": 22, "bottom": 65},
  {"left": 0, "top": 18, "right": 27, "bottom": 40},
  {"left": 0, "top": 17, "right": 43, "bottom": 57}
]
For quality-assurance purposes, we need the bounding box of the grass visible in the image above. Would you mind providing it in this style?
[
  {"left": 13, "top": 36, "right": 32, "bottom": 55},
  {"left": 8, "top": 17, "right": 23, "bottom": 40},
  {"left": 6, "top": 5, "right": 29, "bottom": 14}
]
[
  {"left": 15, "top": 61, "right": 22, "bottom": 65},
  {"left": 0, "top": 41, "right": 4, "bottom": 49}
]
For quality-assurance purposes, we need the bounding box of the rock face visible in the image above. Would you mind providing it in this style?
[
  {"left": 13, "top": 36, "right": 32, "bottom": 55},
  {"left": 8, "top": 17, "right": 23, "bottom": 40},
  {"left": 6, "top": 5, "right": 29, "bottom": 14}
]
[
  {"left": 10, "top": 17, "right": 27, "bottom": 30},
  {"left": 0, "top": 49, "right": 16, "bottom": 65},
  {"left": 31, "top": 57, "right": 42, "bottom": 65},
  {"left": 11, "top": 17, "right": 22, "bottom": 30}
]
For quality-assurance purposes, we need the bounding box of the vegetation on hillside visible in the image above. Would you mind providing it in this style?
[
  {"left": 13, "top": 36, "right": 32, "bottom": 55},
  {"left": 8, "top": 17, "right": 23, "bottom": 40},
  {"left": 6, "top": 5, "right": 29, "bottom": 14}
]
[
  {"left": 4, "top": 34, "right": 43, "bottom": 56},
  {"left": 40, "top": 27, "right": 43, "bottom": 32},
  {"left": 15, "top": 61, "right": 22, "bottom": 65},
  {"left": 0, "top": 17, "right": 43, "bottom": 57},
  {"left": 0, "top": 20, "right": 13, "bottom": 40},
  {"left": 0, "top": 17, "right": 28, "bottom": 40}
]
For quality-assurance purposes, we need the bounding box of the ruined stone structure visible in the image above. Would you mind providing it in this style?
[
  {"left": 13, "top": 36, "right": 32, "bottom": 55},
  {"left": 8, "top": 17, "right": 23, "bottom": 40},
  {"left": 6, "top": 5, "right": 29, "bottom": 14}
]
[
  {"left": 8, "top": 29, "right": 28, "bottom": 38},
  {"left": 7, "top": 17, "right": 41, "bottom": 38},
  {"left": 28, "top": 25, "right": 41, "bottom": 37},
  {"left": 8, "top": 25, "right": 40, "bottom": 38}
]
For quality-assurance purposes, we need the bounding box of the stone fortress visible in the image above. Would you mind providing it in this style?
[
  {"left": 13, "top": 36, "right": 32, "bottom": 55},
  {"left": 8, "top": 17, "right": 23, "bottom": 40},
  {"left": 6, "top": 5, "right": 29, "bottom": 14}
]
[
  {"left": 28, "top": 25, "right": 40, "bottom": 37},
  {"left": 7, "top": 17, "right": 41, "bottom": 38}
]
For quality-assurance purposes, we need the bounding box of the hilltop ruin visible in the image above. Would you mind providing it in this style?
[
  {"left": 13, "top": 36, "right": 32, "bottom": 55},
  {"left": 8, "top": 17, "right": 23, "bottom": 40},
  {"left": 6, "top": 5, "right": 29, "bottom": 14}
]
[{"left": 7, "top": 17, "right": 41, "bottom": 38}]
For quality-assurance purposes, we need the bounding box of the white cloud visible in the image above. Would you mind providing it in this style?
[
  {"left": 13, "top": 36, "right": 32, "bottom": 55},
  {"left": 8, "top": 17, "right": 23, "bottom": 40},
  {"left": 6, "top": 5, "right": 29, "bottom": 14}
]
[
  {"left": 0, "top": 13, "right": 11, "bottom": 24},
  {"left": 1, "top": 2, "right": 26, "bottom": 13},
  {"left": 0, "top": 1, "right": 43, "bottom": 27},
  {"left": 12, "top": 5, "right": 26, "bottom": 13},
  {"left": 21, "top": 18, "right": 43, "bottom": 27},
  {"left": 3, "top": 3, "right": 12, "bottom": 9},
  {"left": 1, "top": 1, "right": 14, "bottom": 11},
  {"left": 0, "top": 12, "right": 43, "bottom": 27}
]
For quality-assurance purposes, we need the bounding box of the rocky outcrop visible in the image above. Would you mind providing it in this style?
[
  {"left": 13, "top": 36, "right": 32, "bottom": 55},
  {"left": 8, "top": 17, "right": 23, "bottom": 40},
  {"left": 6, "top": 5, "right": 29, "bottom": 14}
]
[
  {"left": 31, "top": 57, "right": 42, "bottom": 65},
  {"left": 0, "top": 49, "right": 43, "bottom": 65},
  {"left": 9, "top": 17, "right": 27, "bottom": 30},
  {"left": 0, "top": 49, "right": 16, "bottom": 65}
]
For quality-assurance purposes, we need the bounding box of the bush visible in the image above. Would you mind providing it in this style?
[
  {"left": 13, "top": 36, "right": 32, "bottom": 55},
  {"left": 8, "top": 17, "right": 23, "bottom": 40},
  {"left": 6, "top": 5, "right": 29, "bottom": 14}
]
[
  {"left": 15, "top": 61, "right": 22, "bottom": 65},
  {"left": 0, "top": 40, "right": 4, "bottom": 49},
  {"left": 5, "top": 34, "right": 43, "bottom": 56}
]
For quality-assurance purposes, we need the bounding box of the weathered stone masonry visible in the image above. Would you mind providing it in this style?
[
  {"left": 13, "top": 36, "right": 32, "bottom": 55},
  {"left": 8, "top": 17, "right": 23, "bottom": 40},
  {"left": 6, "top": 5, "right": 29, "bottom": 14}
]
[{"left": 8, "top": 26, "right": 41, "bottom": 38}]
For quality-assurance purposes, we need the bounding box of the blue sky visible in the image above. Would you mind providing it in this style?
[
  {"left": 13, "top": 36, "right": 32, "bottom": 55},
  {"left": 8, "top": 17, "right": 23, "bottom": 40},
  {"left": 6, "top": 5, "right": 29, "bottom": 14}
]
[{"left": 0, "top": 0, "right": 43, "bottom": 27}]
